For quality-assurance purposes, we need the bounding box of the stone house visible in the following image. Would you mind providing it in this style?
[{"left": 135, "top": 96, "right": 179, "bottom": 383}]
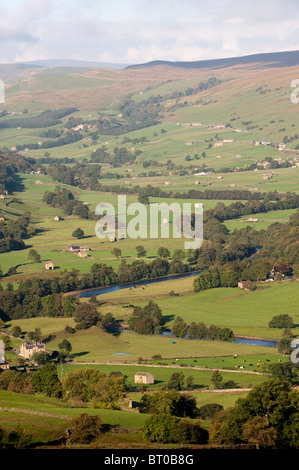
[{"left": 20, "top": 342, "right": 46, "bottom": 359}]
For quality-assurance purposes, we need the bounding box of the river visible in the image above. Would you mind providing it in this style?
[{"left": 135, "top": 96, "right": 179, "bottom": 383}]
[{"left": 79, "top": 265, "right": 277, "bottom": 349}]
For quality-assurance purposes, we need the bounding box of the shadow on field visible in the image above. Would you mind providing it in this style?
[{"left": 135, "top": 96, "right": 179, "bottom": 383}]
[
  {"left": 43, "top": 334, "right": 56, "bottom": 343},
  {"left": 162, "top": 314, "right": 175, "bottom": 324},
  {"left": 71, "top": 351, "right": 89, "bottom": 358}
]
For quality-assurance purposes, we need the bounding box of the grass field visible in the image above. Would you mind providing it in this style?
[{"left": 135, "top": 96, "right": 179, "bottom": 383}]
[
  {"left": 55, "top": 362, "right": 271, "bottom": 389},
  {"left": 0, "top": 387, "right": 251, "bottom": 446}
]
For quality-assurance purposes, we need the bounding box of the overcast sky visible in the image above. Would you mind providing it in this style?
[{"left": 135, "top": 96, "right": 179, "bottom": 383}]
[{"left": 0, "top": 0, "right": 299, "bottom": 64}]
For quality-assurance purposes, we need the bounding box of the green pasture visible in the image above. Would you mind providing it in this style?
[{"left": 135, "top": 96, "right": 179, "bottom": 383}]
[
  {"left": 0, "top": 390, "right": 147, "bottom": 431},
  {"left": 5, "top": 315, "right": 280, "bottom": 364},
  {"left": 153, "top": 281, "right": 299, "bottom": 339},
  {"left": 225, "top": 208, "right": 296, "bottom": 231},
  {"left": 56, "top": 363, "right": 266, "bottom": 390}
]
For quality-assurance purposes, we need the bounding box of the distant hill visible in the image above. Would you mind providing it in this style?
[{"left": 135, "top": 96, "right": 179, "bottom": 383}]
[
  {"left": 18, "top": 59, "right": 130, "bottom": 69},
  {"left": 0, "top": 59, "right": 129, "bottom": 81},
  {"left": 126, "top": 50, "right": 299, "bottom": 70}
]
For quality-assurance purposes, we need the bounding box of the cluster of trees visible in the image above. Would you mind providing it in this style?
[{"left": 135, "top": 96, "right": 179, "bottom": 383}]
[
  {"left": 137, "top": 184, "right": 268, "bottom": 201},
  {"left": 90, "top": 146, "right": 139, "bottom": 165},
  {"left": 117, "top": 258, "right": 171, "bottom": 284},
  {"left": 43, "top": 186, "right": 90, "bottom": 219},
  {"left": 193, "top": 268, "right": 239, "bottom": 292},
  {"left": 44, "top": 162, "right": 99, "bottom": 189},
  {"left": 0, "top": 264, "right": 117, "bottom": 321},
  {"left": 0, "top": 152, "right": 35, "bottom": 194},
  {"left": 139, "top": 389, "right": 208, "bottom": 445},
  {"left": 209, "top": 379, "right": 299, "bottom": 448},
  {"left": 0, "top": 108, "right": 77, "bottom": 129},
  {"left": 0, "top": 214, "right": 31, "bottom": 253},
  {"left": 190, "top": 212, "right": 299, "bottom": 285},
  {"left": 0, "top": 423, "right": 33, "bottom": 448},
  {"left": 14, "top": 131, "right": 83, "bottom": 152},
  {"left": 0, "top": 364, "right": 127, "bottom": 410},
  {"left": 209, "top": 194, "right": 299, "bottom": 222},
  {"left": 128, "top": 301, "right": 163, "bottom": 335},
  {"left": 171, "top": 316, "right": 235, "bottom": 343},
  {"left": 62, "top": 368, "right": 127, "bottom": 409}
]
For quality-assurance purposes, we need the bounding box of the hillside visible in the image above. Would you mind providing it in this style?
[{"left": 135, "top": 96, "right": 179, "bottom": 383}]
[{"left": 126, "top": 49, "right": 299, "bottom": 70}]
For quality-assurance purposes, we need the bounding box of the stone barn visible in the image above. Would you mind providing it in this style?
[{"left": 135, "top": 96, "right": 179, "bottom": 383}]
[
  {"left": 134, "top": 372, "right": 154, "bottom": 384},
  {"left": 45, "top": 261, "right": 54, "bottom": 270}
]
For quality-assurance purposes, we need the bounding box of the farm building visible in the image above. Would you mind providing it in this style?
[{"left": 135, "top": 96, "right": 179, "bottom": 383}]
[
  {"left": 45, "top": 261, "right": 54, "bottom": 270},
  {"left": 20, "top": 342, "right": 46, "bottom": 359},
  {"left": 78, "top": 251, "right": 88, "bottom": 258},
  {"left": 238, "top": 281, "right": 251, "bottom": 290},
  {"left": 65, "top": 245, "right": 90, "bottom": 252},
  {"left": 53, "top": 216, "right": 61, "bottom": 221},
  {"left": 134, "top": 372, "right": 154, "bottom": 384}
]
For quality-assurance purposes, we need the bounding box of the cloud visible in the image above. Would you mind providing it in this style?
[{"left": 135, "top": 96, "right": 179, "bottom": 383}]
[{"left": 0, "top": 0, "right": 298, "bottom": 64}]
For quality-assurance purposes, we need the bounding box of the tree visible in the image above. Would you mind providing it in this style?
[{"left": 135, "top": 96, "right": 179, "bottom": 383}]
[
  {"left": 242, "top": 416, "right": 278, "bottom": 449},
  {"left": 138, "top": 192, "right": 149, "bottom": 204},
  {"left": 63, "top": 368, "right": 105, "bottom": 401},
  {"left": 175, "top": 420, "right": 208, "bottom": 444},
  {"left": 111, "top": 247, "right": 122, "bottom": 259},
  {"left": 198, "top": 403, "right": 224, "bottom": 420},
  {"left": 209, "top": 379, "right": 299, "bottom": 448},
  {"left": 32, "top": 351, "right": 51, "bottom": 365},
  {"left": 277, "top": 338, "right": 293, "bottom": 355},
  {"left": 74, "top": 203, "right": 89, "bottom": 219},
  {"left": 63, "top": 368, "right": 126, "bottom": 409},
  {"left": 139, "top": 389, "right": 198, "bottom": 418},
  {"left": 211, "top": 370, "right": 223, "bottom": 389},
  {"left": 217, "top": 327, "right": 235, "bottom": 342},
  {"left": 0, "top": 335, "right": 11, "bottom": 350},
  {"left": 268, "top": 314, "right": 294, "bottom": 329},
  {"left": 28, "top": 249, "right": 41, "bottom": 264},
  {"left": 58, "top": 339, "right": 72, "bottom": 360},
  {"left": 142, "top": 413, "right": 179, "bottom": 443},
  {"left": 72, "top": 228, "right": 84, "bottom": 239},
  {"left": 186, "top": 375, "right": 194, "bottom": 390},
  {"left": 68, "top": 413, "right": 103, "bottom": 444},
  {"left": 32, "top": 363, "right": 62, "bottom": 398},
  {"left": 8, "top": 266, "right": 17, "bottom": 276},
  {"left": 136, "top": 245, "right": 147, "bottom": 258},
  {"left": 26, "top": 328, "right": 42, "bottom": 343},
  {"left": 166, "top": 372, "right": 185, "bottom": 391},
  {"left": 172, "top": 249, "right": 185, "bottom": 261},
  {"left": 157, "top": 247, "right": 170, "bottom": 259},
  {"left": 171, "top": 317, "right": 188, "bottom": 338},
  {"left": 267, "top": 362, "right": 297, "bottom": 384},
  {"left": 11, "top": 326, "right": 22, "bottom": 338},
  {"left": 74, "top": 302, "right": 99, "bottom": 330},
  {"left": 62, "top": 295, "right": 79, "bottom": 317}
]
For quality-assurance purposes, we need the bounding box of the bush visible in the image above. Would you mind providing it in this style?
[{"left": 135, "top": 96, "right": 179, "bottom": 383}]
[
  {"left": 198, "top": 403, "right": 224, "bottom": 420},
  {"left": 142, "top": 413, "right": 179, "bottom": 443},
  {"left": 175, "top": 420, "right": 209, "bottom": 444},
  {"left": 68, "top": 413, "right": 103, "bottom": 444},
  {"left": 65, "top": 325, "right": 76, "bottom": 334}
]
